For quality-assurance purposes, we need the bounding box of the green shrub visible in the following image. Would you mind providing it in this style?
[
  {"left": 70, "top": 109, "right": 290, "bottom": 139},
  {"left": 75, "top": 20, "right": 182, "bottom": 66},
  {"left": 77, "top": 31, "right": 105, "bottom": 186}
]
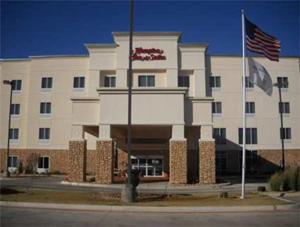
[
  {"left": 269, "top": 167, "right": 300, "bottom": 192},
  {"left": 18, "top": 161, "right": 23, "bottom": 174},
  {"left": 269, "top": 172, "right": 283, "bottom": 191}
]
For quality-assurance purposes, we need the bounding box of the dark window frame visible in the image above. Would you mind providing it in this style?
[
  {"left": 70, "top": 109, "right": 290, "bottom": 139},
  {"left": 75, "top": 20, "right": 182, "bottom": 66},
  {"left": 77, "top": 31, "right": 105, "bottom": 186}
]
[
  {"left": 10, "top": 104, "right": 20, "bottom": 115},
  {"left": 213, "top": 128, "right": 227, "bottom": 144},
  {"left": 212, "top": 102, "right": 222, "bottom": 114},
  {"left": 178, "top": 76, "right": 190, "bottom": 87},
  {"left": 239, "top": 128, "right": 258, "bottom": 144},
  {"left": 12, "top": 80, "right": 22, "bottom": 91},
  {"left": 39, "top": 128, "right": 50, "bottom": 140},
  {"left": 138, "top": 75, "right": 155, "bottom": 87},
  {"left": 73, "top": 76, "right": 85, "bottom": 88},
  {"left": 40, "top": 102, "right": 51, "bottom": 114},
  {"left": 210, "top": 76, "right": 221, "bottom": 88},
  {"left": 41, "top": 77, "right": 53, "bottom": 89},
  {"left": 104, "top": 76, "right": 116, "bottom": 87}
]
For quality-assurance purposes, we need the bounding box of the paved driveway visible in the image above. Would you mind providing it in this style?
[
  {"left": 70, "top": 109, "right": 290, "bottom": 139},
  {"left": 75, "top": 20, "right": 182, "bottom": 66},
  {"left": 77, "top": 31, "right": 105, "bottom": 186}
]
[
  {"left": 0, "top": 175, "right": 268, "bottom": 195},
  {"left": 1, "top": 207, "right": 299, "bottom": 227}
]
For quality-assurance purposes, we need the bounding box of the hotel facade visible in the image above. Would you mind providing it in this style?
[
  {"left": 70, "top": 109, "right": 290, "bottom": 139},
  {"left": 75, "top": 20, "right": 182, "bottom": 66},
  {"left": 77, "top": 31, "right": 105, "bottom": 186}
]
[{"left": 0, "top": 32, "right": 299, "bottom": 184}]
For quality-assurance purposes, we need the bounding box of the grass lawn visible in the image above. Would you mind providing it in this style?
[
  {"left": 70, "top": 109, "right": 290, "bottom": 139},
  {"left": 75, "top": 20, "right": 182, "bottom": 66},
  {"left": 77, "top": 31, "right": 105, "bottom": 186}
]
[{"left": 0, "top": 187, "right": 290, "bottom": 206}]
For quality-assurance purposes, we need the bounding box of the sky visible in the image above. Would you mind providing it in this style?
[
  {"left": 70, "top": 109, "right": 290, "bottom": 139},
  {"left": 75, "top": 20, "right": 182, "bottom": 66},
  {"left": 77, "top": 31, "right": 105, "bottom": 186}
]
[{"left": 1, "top": 0, "right": 299, "bottom": 59}]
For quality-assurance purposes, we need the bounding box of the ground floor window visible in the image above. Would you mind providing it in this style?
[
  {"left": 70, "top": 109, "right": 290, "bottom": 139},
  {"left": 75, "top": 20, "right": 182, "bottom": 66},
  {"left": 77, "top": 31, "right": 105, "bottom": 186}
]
[
  {"left": 216, "top": 151, "right": 227, "bottom": 174},
  {"left": 8, "top": 156, "right": 18, "bottom": 168},
  {"left": 131, "top": 156, "right": 163, "bottom": 177},
  {"left": 37, "top": 156, "right": 50, "bottom": 173}
]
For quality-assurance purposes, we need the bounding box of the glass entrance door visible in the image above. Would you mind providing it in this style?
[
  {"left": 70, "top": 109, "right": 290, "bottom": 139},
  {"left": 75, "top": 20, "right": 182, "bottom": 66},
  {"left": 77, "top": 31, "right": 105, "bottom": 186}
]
[{"left": 131, "top": 156, "right": 163, "bottom": 177}]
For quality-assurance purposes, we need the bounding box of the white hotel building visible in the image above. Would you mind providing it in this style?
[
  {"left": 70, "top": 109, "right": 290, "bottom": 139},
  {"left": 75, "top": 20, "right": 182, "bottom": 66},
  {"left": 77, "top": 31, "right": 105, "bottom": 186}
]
[{"left": 0, "top": 32, "right": 299, "bottom": 184}]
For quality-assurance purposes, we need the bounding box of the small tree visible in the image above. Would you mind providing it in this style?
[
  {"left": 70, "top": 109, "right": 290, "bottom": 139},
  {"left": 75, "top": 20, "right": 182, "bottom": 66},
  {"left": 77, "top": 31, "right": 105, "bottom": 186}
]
[
  {"left": 25, "top": 153, "right": 39, "bottom": 174},
  {"left": 18, "top": 160, "right": 23, "bottom": 174}
]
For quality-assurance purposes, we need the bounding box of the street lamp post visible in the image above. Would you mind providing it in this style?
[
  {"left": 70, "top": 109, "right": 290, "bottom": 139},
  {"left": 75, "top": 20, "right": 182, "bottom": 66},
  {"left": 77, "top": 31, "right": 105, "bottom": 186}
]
[
  {"left": 3, "top": 80, "right": 13, "bottom": 177},
  {"left": 273, "top": 81, "right": 288, "bottom": 171}
]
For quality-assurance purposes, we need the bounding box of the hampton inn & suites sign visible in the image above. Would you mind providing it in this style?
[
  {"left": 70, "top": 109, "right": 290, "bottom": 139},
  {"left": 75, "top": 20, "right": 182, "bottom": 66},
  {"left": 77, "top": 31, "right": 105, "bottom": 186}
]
[{"left": 132, "top": 47, "right": 166, "bottom": 61}]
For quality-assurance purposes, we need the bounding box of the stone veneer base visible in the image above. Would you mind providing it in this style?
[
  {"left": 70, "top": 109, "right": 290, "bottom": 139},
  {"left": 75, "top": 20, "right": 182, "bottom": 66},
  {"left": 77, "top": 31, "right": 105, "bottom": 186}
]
[
  {"left": 68, "top": 140, "right": 87, "bottom": 182},
  {"left": 95, "top": 140, "right": 114, "bottom": 184},
  {"left": 199, "top": 140, "right": 216, "bottom": 184},
  {"left": 169, "top": 140, "right": 187, "bottom": 184}
]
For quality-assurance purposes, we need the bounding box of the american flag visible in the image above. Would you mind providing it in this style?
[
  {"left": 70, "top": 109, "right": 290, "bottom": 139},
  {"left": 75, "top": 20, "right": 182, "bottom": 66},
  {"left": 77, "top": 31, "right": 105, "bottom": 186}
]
[{"left": 245, "top": 17, "right": 281, "bottom": 61}]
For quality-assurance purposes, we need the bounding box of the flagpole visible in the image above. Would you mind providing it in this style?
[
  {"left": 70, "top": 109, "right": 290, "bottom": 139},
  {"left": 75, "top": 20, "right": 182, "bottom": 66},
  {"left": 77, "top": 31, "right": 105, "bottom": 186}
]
[{"left": 241, "top": 9, "right": 246, "bottom": 199}]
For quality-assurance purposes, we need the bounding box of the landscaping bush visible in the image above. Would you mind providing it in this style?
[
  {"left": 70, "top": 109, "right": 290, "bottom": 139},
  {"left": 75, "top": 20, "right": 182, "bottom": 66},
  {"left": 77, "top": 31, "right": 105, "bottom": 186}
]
[
  {"left": 269, "top": 167, "right": 300, "bottom": 191},
  {"left": 269, "top": 171, "right": 283, "bottom": 191},
  {"left": 18, "top": 161, "right": 23, "bottom": 174}
]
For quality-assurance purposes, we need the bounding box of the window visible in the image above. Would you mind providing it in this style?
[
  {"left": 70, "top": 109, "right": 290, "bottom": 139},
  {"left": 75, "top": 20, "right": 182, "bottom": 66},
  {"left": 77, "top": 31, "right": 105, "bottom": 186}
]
[
  {"left": 238, "top": 128, "right": 257, "bottom": 144},
  {"left": 41, "top": 77, "right": 53, "bottom": 89},
  {"left": 216, "top": 151, "right": 227, "bottom": 173},
  {"left": 246, "top": 102, "right": 255, "bottom": 114},
  {"left": 277, "top": 77, "right": 288, "bottom": 88},
  {"left": 279, "top": 102, "right": 290, "bottom": 114},
  {"left": 104, "top": 76, "right": 116, "bottom": 87},
  {"left": 280, "top": 128, "right": 291, "bottom": 140},
  {"left": 38, "top": 157, "right": 49, "bottom": 169},
  {"left": 131, "top": 156, "right": 163, "bottom": 177},
  {"left": 12, "top": 80, "right": 22, "bottom": 91},
  {"left": 138, "top": 75, "right": 155, "bottom": 87},
  {"left": 246, "top": 150, "right": 258, "bottom": 173},
  {"left": 213, "top": 128, "right": 226, "bottom": 144},
  {"left": 210, "top": 76, "right": 221, "bottom": 88},
  {"left": 39, "top": 128, "right": 50, "bottom": 140},
  {"left": 73, "top": 76, "right": 85, "bottom": 88},
  {"left": 40, "top": 102, "right": 51, "bottom": 114},
  {"left": 212, "top": 102, "right": 222, "bottom": 114},
  {"left": 245, "top": 77, "right": 254, "bottom": 88},
  {"left": 10, "top": 104, "right": 20, "bottom": 115},
  {"left": 8, "top": 156, "right": 18, "bottom": 168},
  {"left": 178, "top": 76, "right": 190, "bottom": 87},
  {"left": 9, "top": 128, "right": 19, "bottom": 140}
]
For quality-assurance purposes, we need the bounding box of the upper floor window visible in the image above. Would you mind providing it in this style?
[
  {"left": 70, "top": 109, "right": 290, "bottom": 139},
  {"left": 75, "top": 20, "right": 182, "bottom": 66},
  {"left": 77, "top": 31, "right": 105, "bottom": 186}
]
[
  {"left": 246, "top": 102, "right": 255, "bottom": 114},
  {"left": 9, "top": 128, "right": 19, "bottom": 140},
  {"left": 212, "top": 102, "right": 222, "bottom": 114},
  {"left": 12, "top": 80, "right": 22, "bottom": 91},
  {"left": 178, "top": 76, "right": 190, "bottom": 87},
  {"left": 210, "top": 76, "right": 221, "bottom": 88},
  {"left": 245, "top": 77, "right": 254, "bottom": 88},
  {"left": 239, "top": 128, "right": 257, "bottom": 144},
  {"left": 280, "top": 128, "right": 291, "bottom": 140},
  {"left": 73, "top": 76, "right": 85, "bottom": 89},
  {"left": 213, "top": 128, "right": 226, "bottom": 144},
  {"left": 41, "top": 77, "right": 53, "bottom": 89},
  {"left": 279, "top": 102, "right": 290, "bottom": 114},
  {"left": 138, "top": 75, "right": 155, "bottom": 87},
  {"left": 10, "top": 104, "right": 20, "bottom": 115},
  {"left": 277, "top": 77, "right": 288, "bottom": 88},
  {"left": 40, "top": 102, "right": 51, "bottom": 114},
  {"left": 104, "top": 76, "right": 116, "bottom": 87},
  {"left": 39, "top": 128, "right": 50, "bottom": 140}
]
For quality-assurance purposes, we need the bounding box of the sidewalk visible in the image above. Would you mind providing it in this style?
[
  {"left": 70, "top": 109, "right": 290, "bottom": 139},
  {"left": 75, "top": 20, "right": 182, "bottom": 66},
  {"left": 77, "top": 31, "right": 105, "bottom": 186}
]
[
  {"left": 1, "top": 200, "right": 298, "bottom": 213},
  {"left": 61, "top": 180, "right": 269, "bottom": 194}
]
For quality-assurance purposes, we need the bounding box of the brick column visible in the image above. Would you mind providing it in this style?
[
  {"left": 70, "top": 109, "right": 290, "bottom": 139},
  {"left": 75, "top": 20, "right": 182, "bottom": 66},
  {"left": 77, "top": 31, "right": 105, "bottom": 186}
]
[
  {"left": 199, "top": 140, "right": 216, "bottom": 184},
  {"left": 169, "top": 140, "right": 187, "bottom": 184},
  {"left": 95, "top": 140, "right": 114, "bottom": 184},
  {"left": 68, "top": 140, "right": 86, "bottom": 182}
]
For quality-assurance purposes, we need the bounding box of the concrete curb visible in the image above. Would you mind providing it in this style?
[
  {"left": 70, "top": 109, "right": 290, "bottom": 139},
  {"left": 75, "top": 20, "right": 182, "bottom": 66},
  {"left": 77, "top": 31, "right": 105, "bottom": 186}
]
[
  {"left": 1, "top": 201, "right": 298, "bottom": 213},
  {"left": 60, "top": 181, "right": 231, "bottom": 190}
]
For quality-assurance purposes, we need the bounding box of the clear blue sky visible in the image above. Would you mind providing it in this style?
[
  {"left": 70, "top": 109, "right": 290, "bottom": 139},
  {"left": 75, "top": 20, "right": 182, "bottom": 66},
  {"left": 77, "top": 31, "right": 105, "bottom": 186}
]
[{"left": 1, "top": 0, "right": 299, "bottom": 58}]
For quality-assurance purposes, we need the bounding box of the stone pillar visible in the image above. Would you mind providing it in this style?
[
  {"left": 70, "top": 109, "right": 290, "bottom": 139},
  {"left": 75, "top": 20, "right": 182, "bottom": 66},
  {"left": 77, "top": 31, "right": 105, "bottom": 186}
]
[
  {"left": 199, "top": 140, "right": 215, "bottom": 184},
  {"left": 68, "top": 140, "right": 86, "bottom": 182},
  {"left": 95, "top": 140, "right": 114, "bottom": 184},
  {"left": 169, "top": 139, "right": 187, "bottom": 184},
  {"left": 169, "top": 124, "right": 187, "bottom": 184}
]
